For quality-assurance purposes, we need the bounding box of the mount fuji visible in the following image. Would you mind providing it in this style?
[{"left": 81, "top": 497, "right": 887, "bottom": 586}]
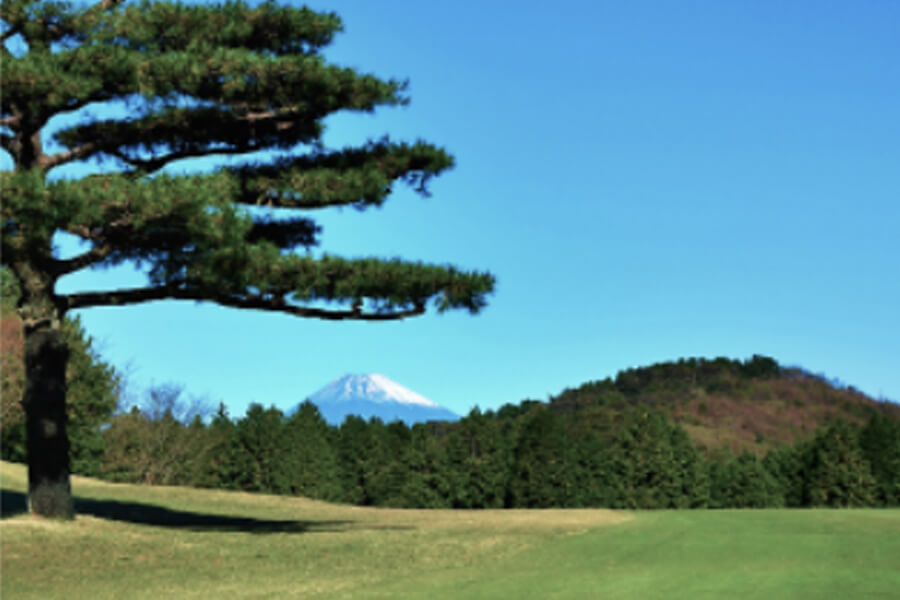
[{"left": 301, "top": 374, "right": 460, "bottom": 426}]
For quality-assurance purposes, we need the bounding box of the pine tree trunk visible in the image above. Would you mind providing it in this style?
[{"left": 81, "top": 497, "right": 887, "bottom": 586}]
[{"left": 23, "top": 325, "right": 74, "bottom": 519}]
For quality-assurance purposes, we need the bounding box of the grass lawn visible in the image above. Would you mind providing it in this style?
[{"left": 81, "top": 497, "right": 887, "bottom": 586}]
[{"left": 2, "top": 460, "right": 898, "bottom": 599}]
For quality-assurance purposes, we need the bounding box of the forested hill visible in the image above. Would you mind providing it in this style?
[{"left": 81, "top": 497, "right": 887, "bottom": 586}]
[
  {"left": 3, "top": 343, "right": 898, "bottom": 509},
  {"left": 537, "top": 355, "right": 900, "bottom": 455}
]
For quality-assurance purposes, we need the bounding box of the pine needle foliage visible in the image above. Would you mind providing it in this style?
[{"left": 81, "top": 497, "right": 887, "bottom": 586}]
[{"left": 1, "top": 0, "right": 494, "bottom": 518}]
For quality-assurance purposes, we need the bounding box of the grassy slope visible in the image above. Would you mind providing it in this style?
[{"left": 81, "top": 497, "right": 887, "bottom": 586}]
[
  {"left": 3, "top": 461, "right": 899, "bottom": 599},
  {"left": 0, "top": 461, "right": 626, "bottom": 599}
]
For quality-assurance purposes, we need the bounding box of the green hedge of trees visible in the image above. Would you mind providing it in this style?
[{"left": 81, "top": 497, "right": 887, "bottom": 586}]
[
  {"left": 92, "top": 392, "right": 899, "bottom": 510},
  {"left": 4, "top": 338, "right": 897, "bottom": 509}
]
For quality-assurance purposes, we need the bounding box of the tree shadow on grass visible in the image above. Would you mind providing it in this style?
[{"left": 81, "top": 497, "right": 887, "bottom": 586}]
[
  {"left": 1, "top": 489, "right": 28, "bottom": 517},
  {"left": 74, "top": 497, "right": 356, "bottom": 533},
  {"left": 2, "top": 489, "right": 410, "bottom": 534}
]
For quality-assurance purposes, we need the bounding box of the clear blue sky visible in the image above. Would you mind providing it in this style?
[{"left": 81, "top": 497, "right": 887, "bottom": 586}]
[{"left": 14, "top": 0, "right": 900, "bottom": 416}]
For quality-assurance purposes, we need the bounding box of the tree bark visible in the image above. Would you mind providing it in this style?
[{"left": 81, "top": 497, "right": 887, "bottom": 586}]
[{"left": 23, "top": 325, "right": 74, "bottom": 519}]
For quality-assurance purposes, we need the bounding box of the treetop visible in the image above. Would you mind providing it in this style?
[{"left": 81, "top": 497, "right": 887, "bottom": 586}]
[{"left": 1, "top": 0, "right": 495, "bottom": 324}]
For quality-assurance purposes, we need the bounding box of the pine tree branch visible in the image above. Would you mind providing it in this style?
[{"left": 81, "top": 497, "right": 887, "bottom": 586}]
[
  {"left": 51, "top": 245, "right": 113, "bottom": 275},
  {"left": 40, "top": 142, "right": 97, "bottom": 169},
  {"left": 56, "top": 105, "right": 319, "bottom": 173},
  {"left": 230, "top": 140, "right": 454, "bottom": 209},
  {"left": 61, "top": 285, "right": 427, "bottom": 321},
  {"left": 0, "top": 133, "right": 15, "bottom": 156},
  {"left": 100, "top": 2, "right": 340, "bottom": 56},
  {"left": 1, "top": 26, "right": 21, "bottom": 43},
  {"left": 39, "top": 0, "right": 125, "bottom": 41},
  {"left": 110, "top": 145, "right": 258, "bottom": 177}
]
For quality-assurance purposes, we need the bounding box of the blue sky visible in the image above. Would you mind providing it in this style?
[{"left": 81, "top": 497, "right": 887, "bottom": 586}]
[{"left": 9, "top": 0, "right": 900, "bottom": 417}]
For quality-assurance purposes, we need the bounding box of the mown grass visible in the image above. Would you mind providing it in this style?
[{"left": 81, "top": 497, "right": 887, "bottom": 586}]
[
  {"left": 2, "top": 460, "right": 898, "bottom": 599},
  {"left": 0, "top": 461, "right": 626, "bottom": 599}
]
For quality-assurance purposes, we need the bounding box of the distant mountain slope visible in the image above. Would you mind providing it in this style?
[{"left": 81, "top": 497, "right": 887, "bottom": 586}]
[
  {"left": 300, "top": 374, "right": 460, "bottom": 426},
  {"left": 544, "top": 355, "right": 900, "bottom": 455}
]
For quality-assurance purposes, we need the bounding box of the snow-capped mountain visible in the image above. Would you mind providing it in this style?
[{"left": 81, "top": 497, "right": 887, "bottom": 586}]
[{"left": 302, "top": 374, "right": 460, "bottom": 425}]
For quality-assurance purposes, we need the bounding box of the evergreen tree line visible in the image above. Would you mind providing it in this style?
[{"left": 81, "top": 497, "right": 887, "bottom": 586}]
[
  {"left": 3, "top": 319, "right": 896, "bottom": 511},
  {"left": 91, "top": 393, "right": 900, "bottom": 510}
]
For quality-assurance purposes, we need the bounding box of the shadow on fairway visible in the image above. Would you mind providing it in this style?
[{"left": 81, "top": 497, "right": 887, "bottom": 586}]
[
  {"left": 2, "top": 489, "right": 411, "bottom": 534},
  {"left": 1, "top": 489, "right": 28, "bottom": 517},
  {"left": 74, "top": 497, "right": 358, "bottom": 533}
]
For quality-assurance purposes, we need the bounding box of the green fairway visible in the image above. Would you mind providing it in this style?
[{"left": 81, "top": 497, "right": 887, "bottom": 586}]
[
  {"left": 2, "top": 461, "right": 898, "bottom": 599},
  {"left": 393, "top": 510, "right": 900, "bottom": 600}
]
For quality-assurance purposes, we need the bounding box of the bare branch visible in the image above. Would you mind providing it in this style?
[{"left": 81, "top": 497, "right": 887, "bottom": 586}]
[
  {"left": 51, "top": 244, "right": 113, "bottom": 275},
  {"left": 111, "top": 146, "right": 256, "bottom": 176},
  {"left": 1, "top": 115, "right": 20, "bottom": 127},
  {"left": 39, "top": 142, "right": 97, "bottom": 169},
  {"left": 240, "top": 106, "right": 302, "bottom": 128},
  {"left": 62, "top": 285, "right": 427, "bottom": 321},
  {"left": 242, "top": 109, "right": 281, "bottom": 122}
]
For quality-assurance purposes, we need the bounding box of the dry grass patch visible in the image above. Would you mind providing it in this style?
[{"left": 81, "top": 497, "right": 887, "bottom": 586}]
[
  {"left": 1, "top": 461, "right": 630, "bottom": 600},
  {"left": 336, "top": 504, "right": 629, "bottom": 531}
]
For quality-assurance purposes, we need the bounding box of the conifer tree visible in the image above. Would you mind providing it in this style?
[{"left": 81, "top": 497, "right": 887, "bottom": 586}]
[
  {"left": 335, "top": 415, "right": 384, "bottom": 505},
  {"left": 282, "top": 401, "right": 341, "bottom": 501},
  {"left": 802, "top": 421, "right": 876, "bottom": 508},
  {"left": 606, "top": 409, "right": 708, "bottom": 509},
  {"left": 446, "top": 407, "right": 511, "bottom": 508},
  {"left": 709, "top": 450, "right": 783, "bottom": 509},
  {"left": 365, "top": 419, "right": 413, "bottom": 506},
  {"left": 231, "top": 404, "right": 291, "bottom": 494},
  {"left": 1, "top": 0, "right": 494, "bottom": 517},
  {"left": 397, "top": 425, "right": 451, "bottom": 509},
  {"left": 762, "top": 444, "right": 805, "bottom": 507},
  {"left": 859, "top": 413, "right": 900, "bottom": 506},
  {"left": 508, "top": 407, "right": 576, "bottom": 508},
  {"left": 202, "top": 403, "right": 243, "bottom": 489}
]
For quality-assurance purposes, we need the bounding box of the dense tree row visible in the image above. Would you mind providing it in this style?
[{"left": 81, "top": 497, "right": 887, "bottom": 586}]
[
  {"left": 3, "top": 323, "right": 897, "bottom": 510},
  {"left": 92, "top": 391, "right": 900, "bottom": 510}
]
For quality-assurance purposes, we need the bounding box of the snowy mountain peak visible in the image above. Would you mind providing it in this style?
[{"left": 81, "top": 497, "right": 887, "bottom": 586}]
[
  {"left": 318, "top": 373, "right": 440, "bottom": 407},
  {"left": 303, "top": 373, "right": 458, "bottom": 425}
]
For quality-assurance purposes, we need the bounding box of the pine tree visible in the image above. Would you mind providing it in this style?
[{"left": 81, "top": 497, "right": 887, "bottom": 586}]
[
  {"left": 802, "top": 420, "right": 877, "bottom": 508},
  {"left": 709, "top": 450, "right": 783, "bottom": 508},
  {"left": 282, "top": 400, "right": 341, "bottom": 501},
  {"left": 508, "top": 407, "right": 576, "bottom": 508},
  {"left": 59, "top": 315, "right": 120, "bottom": 476},
  {"left": 859, "top": 413, "right": 900, "bottom": 506},
  {"left": 399, "top": 425, "right": 452, "bottom": 509},
  {"left": 1, "top": 0, "right": 494, "bottom": 517},
  {"left": 369, "top": 424, "right": 451, "bottom": 509},
  {"left": 606, "top": 409, "right": 708, "bottom": 509},
  {"left": 445, "top": 407, "right": 511, "bottom": 508},
  {"left": 762, "top": 444, "right": 805, "bottom": 507},
  {"left": 230, "top": 404, "right": 291, "bottom": 494},
  {"left": 366, "top": 420, "right": 411, "bottom": 506},
  {"left": 202, "top": 403, "right": 242, "bottom": 490},
  {"left": 569, "top": 429, "right": 613, "bottom": 507},
  {"left": 335, "top": 415, "right": 384, "bottom": 505},
  {"left": 2, "top": 271, "right": 119, "bottom": 476}
]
